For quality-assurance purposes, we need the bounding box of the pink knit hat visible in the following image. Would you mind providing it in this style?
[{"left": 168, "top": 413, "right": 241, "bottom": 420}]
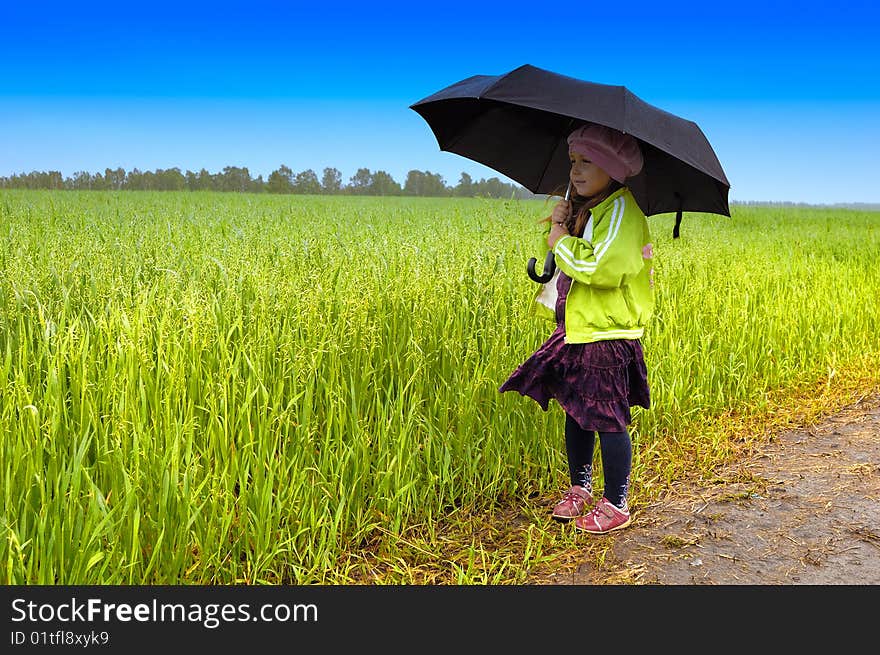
[{"left": 567, "top": 124, "right": 644, "bottom": 182}]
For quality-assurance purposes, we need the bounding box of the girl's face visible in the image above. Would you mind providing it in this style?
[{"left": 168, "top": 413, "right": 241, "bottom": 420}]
[{"left": 569, "top": 151, "right": 612, "bottom": 197}]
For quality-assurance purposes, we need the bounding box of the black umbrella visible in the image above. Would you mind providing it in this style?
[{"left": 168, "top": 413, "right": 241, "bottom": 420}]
[{"left": 410, "top": 64, "right": 731, "bottom": 281}]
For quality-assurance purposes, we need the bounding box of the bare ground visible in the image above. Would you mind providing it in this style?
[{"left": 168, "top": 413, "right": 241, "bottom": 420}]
[{"left": 533, "top": 392, "right": 880, "bottom": 585}]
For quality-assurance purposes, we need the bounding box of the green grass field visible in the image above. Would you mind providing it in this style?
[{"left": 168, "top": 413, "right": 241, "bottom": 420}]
[{"left": 2, "top": 190, "right": 878, "bottom": 584}]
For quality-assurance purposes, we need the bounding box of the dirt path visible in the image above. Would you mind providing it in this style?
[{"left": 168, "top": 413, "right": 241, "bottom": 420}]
[{"left": 535, "top": 393, "right": 880, "bottom": 585}]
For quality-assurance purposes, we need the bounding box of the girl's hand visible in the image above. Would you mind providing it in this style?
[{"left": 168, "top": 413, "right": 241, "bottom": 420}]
[
  {"left": 548, "top": 218, "right": 569, "bottom": 249},
  {"left": 547, "top": 199, "right": 570, "bottom": 248},
  {"left": 550, "top": 200, "right": 570, "bottom": 226}
]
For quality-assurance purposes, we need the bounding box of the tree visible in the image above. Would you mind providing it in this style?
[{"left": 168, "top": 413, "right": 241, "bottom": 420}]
[
  {"left": 267, "top": 165, "right": 294, "bottom": 194},
  {"left": 69, "top": 171, "right": 93, "bottom": 190},
  {"left": 348, "top": 168, "right": 373, "bottom": 195},
  {"left": 90, "top": 171, "right": 109, "bottom": 190},
  {"left": 404, "top": 170, "right": 448, "bottom": 197},
  {"left": 0, "top": 162, "right": 535, "bottom": 196},
  {"left": 476, "top": 177, "right": 507, "bottom": 198},
  {"left": 220, "top": 166, "right": 252, "bottom": 192},
  {"left": 105, "top": 167, "right": 126, "bottom": 190},
  {"left": 140, "top": 170, "right": 157, "bottom": 190},
  {"left": 156, "top": 168, "right": 185, "bottom": 191},
  {"left": 322, "top": 167, "right": 342, "bottom": 194},
  {"left": 126, "top": 168, "right": 145, "bottom": 190},
  {"left": 454, "top": 172, "right": 474, "bottom": 197},
  {"left": 369, "top": 170, "right": 401, "bottom": 196},
  {"left": 292, "top": 169, "right": 321, "bottom": 195},
  {"left": 403, "top": 170, "right": 424, "bottom": 196},
  {"left": 196, "top": 168, "right": 214, "bottom": 191},
  {"left": 46, "top": 171, "right": 64, "bottom": 190}
]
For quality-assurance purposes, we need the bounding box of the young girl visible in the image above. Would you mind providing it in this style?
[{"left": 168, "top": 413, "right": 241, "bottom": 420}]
[{"left": 499, "top": 123, "right": 655, "bottom": 534}]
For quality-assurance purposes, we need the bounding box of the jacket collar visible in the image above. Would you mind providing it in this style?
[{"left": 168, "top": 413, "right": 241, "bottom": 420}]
[{"left": 590, "top": 186, "right": 628, "bottom": 217}]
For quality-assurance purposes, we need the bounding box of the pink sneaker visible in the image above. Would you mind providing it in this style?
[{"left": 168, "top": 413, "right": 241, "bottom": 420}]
[
  {"left": 574, "top": 497, "right": 631, "bottom": 534},
  {"left": 552, "top": 485, "right": 593, "bottom": 520}
]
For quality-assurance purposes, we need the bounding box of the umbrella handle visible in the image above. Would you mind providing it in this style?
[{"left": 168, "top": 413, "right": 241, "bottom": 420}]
[
  {"left": 526, "top": 181, "right": 569, "bottom": 284},
  {"left": 527, "top": 250, "right": 556, "bottom": 283}
]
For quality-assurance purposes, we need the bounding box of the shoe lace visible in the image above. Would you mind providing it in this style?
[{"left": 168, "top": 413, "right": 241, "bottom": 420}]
[{"left": 561, "top": 489, "right": 587, "bottom": 504}]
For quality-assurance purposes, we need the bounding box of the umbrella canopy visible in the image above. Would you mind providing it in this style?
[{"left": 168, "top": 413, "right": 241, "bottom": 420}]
[{"left": 411, "top": 64, "right": 731, "bottom": 224}]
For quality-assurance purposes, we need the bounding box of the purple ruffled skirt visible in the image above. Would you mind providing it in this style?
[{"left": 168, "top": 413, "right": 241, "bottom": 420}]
[{"left": 499, "top": 272, "right": 650, "bottom": 433}]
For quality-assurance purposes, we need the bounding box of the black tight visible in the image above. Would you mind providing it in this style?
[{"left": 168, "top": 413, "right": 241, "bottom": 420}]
[{"left": 564, "top": 414, "right": 632, "bottom": 508}]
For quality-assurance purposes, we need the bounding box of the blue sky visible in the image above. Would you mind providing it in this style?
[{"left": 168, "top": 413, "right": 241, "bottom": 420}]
[{"left": 2, "top": 0, "right": 878, "bottom": 204}]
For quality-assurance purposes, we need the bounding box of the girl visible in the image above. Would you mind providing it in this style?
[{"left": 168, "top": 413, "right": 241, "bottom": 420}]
[{"left": 499, "top": 123, "right": 655, "bottom": 534}]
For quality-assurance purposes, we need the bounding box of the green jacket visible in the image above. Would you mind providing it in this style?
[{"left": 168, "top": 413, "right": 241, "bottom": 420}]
[{"left": 533, "top": 187, "right": 655, "bottom": 343}]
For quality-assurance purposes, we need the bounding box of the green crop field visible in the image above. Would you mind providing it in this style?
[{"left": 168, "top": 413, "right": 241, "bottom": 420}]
[{"left": 2, "top": 189, "right": 878, "bottom": 584}]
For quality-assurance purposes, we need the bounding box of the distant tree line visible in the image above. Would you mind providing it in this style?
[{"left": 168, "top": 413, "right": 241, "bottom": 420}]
[{"left": 0, "top": 165, "right": 537, "bottom": 199}]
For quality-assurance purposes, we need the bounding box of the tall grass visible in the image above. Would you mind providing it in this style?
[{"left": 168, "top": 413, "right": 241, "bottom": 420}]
[{"left": 1, "top": 190, "right": 878, "bottom": 583}]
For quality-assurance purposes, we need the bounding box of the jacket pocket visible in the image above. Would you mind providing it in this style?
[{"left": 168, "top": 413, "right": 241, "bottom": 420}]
[{"left": 595, "top": 288, "right": 632, "bottom": 329}]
